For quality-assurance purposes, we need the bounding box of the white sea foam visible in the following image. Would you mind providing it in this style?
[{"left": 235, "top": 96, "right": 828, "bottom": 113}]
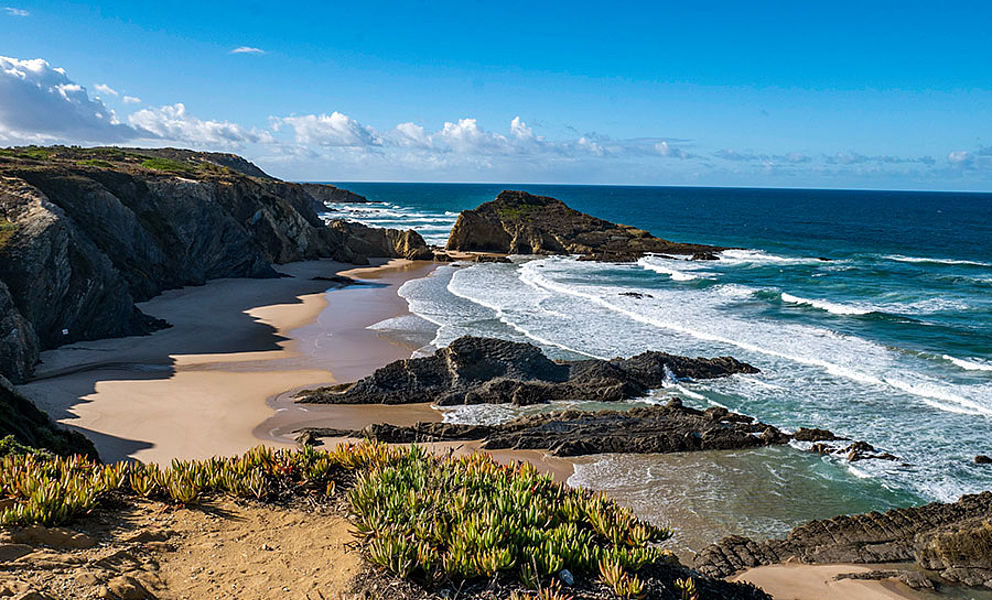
[
  {"left": 943, "top": 355, "right": 992, "bottom": 372},
  {"left": 882, "top": 254, "right": 992, "bottom": 268},
  {"left": 636, "top": 256, "right": 699, "bottom": 281},
  {"left": 718, "top": 249, "right": 823, "bottom": 266},
  {"left": 780, "top": 293, "right": 874, "bottom": 316}
]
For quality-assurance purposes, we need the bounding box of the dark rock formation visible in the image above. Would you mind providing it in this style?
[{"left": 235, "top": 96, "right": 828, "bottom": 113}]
[
  {"left": 446, "top": 190, "right": 723, "bottom": 260},
  {"left": 0, "top": 375, "right": 97, "bottom": 458},
  {"left": 296, "top": 336, "right": 758, "bottom": 405},
  {"left": 299, "top": 399, "right": 793, "bottom": 457},
  {"left": 298, "top": 182, "right": 369, "bottom": 206},
  {"left": 693, "top": 491, "right": 992, "bottom": 590},
  {"left": 976, "top": 455, "right": 992, "bottom": 464},
  {"left": 0, "top": 147, "right": 429, "bottom": 382}
]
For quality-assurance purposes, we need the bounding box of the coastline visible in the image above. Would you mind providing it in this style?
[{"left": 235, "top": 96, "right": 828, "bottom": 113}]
[{"left": 16, "top": 259, "right": 432, "bottom": 464}]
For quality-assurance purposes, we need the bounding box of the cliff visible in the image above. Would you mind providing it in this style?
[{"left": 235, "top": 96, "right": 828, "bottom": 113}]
[
  {"left": 0, "top": 375, "right": 97, "bottom": 458},
  {"left": 0, "top": 146, "right": 429, "bottom": 383},
  {"left": 298, "top": 182, "right": 369, "bottom": 205},
  {"left": 446, "top": 190, "right": 723, "bottom": 260}
]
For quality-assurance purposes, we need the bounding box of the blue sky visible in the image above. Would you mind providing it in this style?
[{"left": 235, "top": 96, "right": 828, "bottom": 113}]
[{"left": 2, "top": 1, "right": 992, "bottom": 189}]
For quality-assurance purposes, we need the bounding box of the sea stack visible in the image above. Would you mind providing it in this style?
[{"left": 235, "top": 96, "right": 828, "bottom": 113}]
[{"left": 446, "top": 190, "right": 723, "bottom": 261}]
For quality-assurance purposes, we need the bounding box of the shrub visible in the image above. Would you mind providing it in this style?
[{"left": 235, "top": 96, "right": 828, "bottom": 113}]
[{"left": 347, "top": 447, "right": 671, "bottom": 589}]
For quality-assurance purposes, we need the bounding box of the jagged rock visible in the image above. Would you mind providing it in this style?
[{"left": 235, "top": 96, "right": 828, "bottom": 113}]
[
  {"left": 691, "top": 251, "right": 720, "bottom": 261},
  {"left": 976, "top": 455, "right": 992, "bottom": 464},
  {"left": 834, "top": 570, "right": 935, "bottom": 590},
  {"left": 792, "top": 427, "right": 846, "bottom": 442},
  {"left": 915, "top": 520, "right": 992, "bottom": 588},
  {"left": 296, "top": 336, "right": 758, "bottom": 405},
  {"left": 445, "top": 190, "right": 723, "bottom": 260},
  {"left": 0, "top": 148, "right": 427, "bottom": 382},
  {"left": 432, "top": 252, "right": 455, "bottom": 262},
  {"left": 300, "top": 401, "right": 794, "bottom": 457},
  {"left": 470, "top": 254, "right": 512, "bottom": 263},
  {"left": 694, "top": 491, "right": 992, "bottom": 589}
]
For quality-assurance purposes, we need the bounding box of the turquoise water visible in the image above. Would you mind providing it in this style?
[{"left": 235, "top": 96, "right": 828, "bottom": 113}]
[{"left": 320, "top": 183, "right": 992, "bottom": 544}]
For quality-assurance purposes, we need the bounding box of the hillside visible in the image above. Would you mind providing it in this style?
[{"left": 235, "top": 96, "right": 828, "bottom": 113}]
[{"left": 0, "top": 146, "right": 430, "bottom": 384}]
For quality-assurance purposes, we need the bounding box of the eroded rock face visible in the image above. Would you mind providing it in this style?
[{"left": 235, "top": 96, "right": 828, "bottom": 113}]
[
  {"left": 446, "top": 190, "right": 723, "bottom": 260},
  {"left": 298, "top": 182, "right": 369, "bottom": 206},
  {"left": 296, "top": 336, "right": 758, "bottom": 405},
  {"left": 299, "top": 399, "right": 792, "bottom": 457},
  {"left": 0, "top": 150, "right": 429, "bottom": 382},
  {"left": 693, "top": 491, "right": 992, "bottom": 590}
]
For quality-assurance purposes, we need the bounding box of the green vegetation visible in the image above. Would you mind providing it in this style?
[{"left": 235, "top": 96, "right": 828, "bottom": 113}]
[
  {"left": 0, "top": 443, "right": 677, "bottom": 596},
  {"left": 76, "top": 159, "right": 116, "bottom": 168},
  {"left": 497, "top": 204, "right": 539, "bottom": 221},
  {"left": 0, "top": 220, "right": 16, "bottom": 249},
  {"left": 0, "top": 435, "right": 46, "bottom": 458},
  {"left": 140, "top": 157, "right": 195, "bottom": 174},
  {"left": 349, "top": 447, "right": 671, "bottom": 590}
]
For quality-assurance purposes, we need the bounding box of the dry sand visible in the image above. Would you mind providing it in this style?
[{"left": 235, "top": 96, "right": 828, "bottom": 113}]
[
  {"left": 17, "top": 259, "right": 436, "bottom": 464},
  {"left": 733, "top": 564, "right": 928, "bottom": 600}
]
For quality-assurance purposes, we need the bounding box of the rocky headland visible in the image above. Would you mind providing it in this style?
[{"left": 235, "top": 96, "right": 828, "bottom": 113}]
[
  {"left": 695, "top": 491, "right": 992, "bottom": 590},
  {"left": 0, "top": 146, "right": 430, "bottom": 383},
  {"left": 445, "top": 190, "right": 724, "bottom": 261}
]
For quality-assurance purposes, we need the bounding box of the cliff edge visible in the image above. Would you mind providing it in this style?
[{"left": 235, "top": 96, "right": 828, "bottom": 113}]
[{"left": 0, "top": 146, "right": 430, "bottom": 383}]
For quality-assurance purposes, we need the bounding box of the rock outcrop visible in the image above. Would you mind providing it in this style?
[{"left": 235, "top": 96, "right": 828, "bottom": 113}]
[
  {"left": 0, "top": 147, "right": 429, "bottom": 382},
  {"left": 446, "top": 190, "right": 723, "bottom": 260},
  {"left": 693, "top": 491, "right": 992, "bottom": 589},
  {"left": 298, "top": 182, "right": 369, "bottom": 205},
  {"left": 296, "top": 336, "right": 758, "bottom": 405},
  {"left": 298, "top": 399, "right": 793, "bottom": 457},
  {"left": 0, "top": 375, "right": 97, "bottom": 458}
]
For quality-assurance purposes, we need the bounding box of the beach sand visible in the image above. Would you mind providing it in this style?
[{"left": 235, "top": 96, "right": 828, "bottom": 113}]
[
  {"left": 17, "top": 259, "right": 435, "bottom": 464},
  {"left": 733, "top": 564, "right": 931, "bottom": 600}
]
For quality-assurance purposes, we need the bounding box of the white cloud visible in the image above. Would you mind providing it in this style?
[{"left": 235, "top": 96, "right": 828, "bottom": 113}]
[
  {"left": 3, "top": 7, "right": 28, "bottom": 16},
  {"left": 122, "top": 95, "right": 141, "bottom": 104},
  {"left": 0, "top": 55, "right": 140, "bottom": 142},
  {"left": 128, "top": 103, "right": 273, "bottom": 147},
  {"left": 230, "top": 46, "right": 266, "bottom": 55},
  {"left": 655, "top": 141, "right": 691, "bottom": 159},
  {"left": 510, "top": 116, "right": 534, "bottom": 140},
  {"left": 93, "top": 83, "right": 118, "bottom": 97},
  {"left": 274, "top": 112, "right": 382, "bottom": 147},
  {"left": 391, "top": 122, "right": 432, "bottom": 148}
]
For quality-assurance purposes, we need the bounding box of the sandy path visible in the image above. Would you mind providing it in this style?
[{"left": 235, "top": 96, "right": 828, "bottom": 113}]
[{"left": 733, "top": 564, "right": 930, "bottom": 600}]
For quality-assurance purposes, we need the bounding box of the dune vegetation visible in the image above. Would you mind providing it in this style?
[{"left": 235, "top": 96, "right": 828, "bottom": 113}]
[{"left": 0, "top": 442, "right": 691, "bottom": 598}]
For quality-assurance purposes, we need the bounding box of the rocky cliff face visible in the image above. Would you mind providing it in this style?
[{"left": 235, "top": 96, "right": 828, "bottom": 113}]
[
  {"left": 298, "top": 182, "right": 368, "bottom": 205},
  {"left": 0, "top": 147, "right": 429, "bottom": 382},
  {"left": 446, "top": 190, "right": 723, "bottom": 260},
  {"left": 296, "top": 335, "right": 758, "bottom": 405}
]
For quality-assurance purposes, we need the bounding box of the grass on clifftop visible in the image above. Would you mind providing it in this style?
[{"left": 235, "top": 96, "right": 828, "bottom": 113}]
[
  {"left": 140, "top": 157, "right": 196, "bottom": 174},
  {"left": 0, "top": 443, "right": 680, "bottom": 598}
]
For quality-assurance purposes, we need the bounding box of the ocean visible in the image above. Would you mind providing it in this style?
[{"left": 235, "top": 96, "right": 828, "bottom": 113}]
[{"left": 319, "top": 182, "right": 992, "bottom": 552}]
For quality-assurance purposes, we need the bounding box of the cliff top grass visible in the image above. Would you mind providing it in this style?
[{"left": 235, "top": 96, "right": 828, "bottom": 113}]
[
  {"left": 0, "top": 145, "right": 270, "bottom": 180},
  {"left": 0, "top": 443, "right": 694, "bottom": 598}
]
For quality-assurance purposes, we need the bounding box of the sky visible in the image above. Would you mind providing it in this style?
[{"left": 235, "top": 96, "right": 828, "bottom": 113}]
[{"left": 2, "top": 1, "right": 992, "bottom": 190}]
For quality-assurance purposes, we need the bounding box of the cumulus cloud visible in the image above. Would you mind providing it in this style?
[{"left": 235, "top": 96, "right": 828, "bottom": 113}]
[
  {"left": 273, "top": 112, "right": 382, "bottom": 147},
  {"left": 93, "top": 83, "right": 118, "bottom": 97},
  {"left": 3, "top": 7, "right": 28, "bottom": 16},
  {"left": 128, "top": 103, "right": 273, "bottom": 147},
  {"left": 230, "top": 46, "right": 266, "bottom": 55},
  {"left": 655, "top": 141, "right": 692, "bottom": 159},
  {"left": 0, "top": 56, "right": 141, "bottom": 142}
]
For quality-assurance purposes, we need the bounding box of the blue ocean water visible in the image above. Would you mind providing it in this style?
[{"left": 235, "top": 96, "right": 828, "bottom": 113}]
[{"left": 320, "top": 183, "right": 992, "bottom": 548}]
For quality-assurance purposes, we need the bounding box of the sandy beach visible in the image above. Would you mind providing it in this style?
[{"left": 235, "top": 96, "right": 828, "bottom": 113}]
[{"left": 16, "top": 259, "right": 437, "bottom": 464}]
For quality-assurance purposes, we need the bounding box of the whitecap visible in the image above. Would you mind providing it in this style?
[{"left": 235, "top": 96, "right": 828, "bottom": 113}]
[
  {"left": 780, "top": 293, "right": 874, "bottom": 316},
  {"left": 943, "top": 355, "right": 992, "bottom": 372}
]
